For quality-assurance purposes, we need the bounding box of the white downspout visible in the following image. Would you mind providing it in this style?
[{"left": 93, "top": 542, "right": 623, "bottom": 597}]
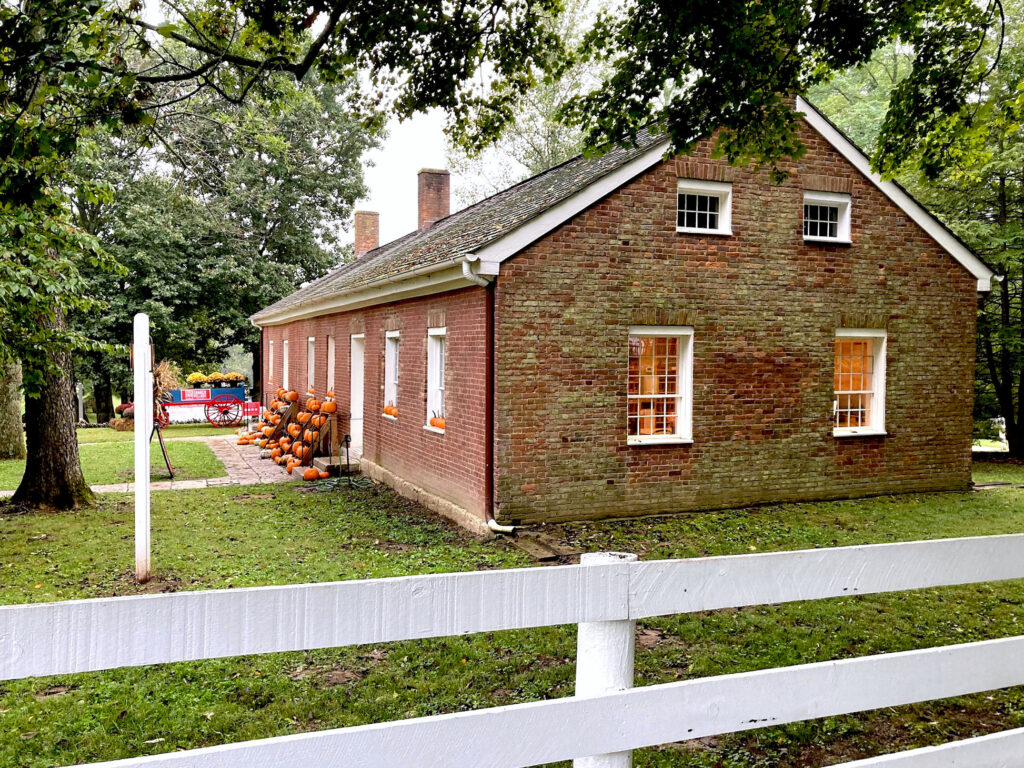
[{"left": 461, "top": 255, "right": 491, "bottom": 288}]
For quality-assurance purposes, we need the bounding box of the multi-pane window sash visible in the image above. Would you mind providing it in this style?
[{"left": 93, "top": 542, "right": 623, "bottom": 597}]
[
  {"left": 427, "top": 328, "right": 445, "bottom": 427},
  {"left": 627, "top": 327, "right": 693, "bottom": 443},
  {"left": 833, "top": 330, "right": 886, "bottom": 435},
  {"left": 384, "top": 332, "right": 400, "bottom": 416},
  {"left": 677, "top": 193, "right": 720, "bottom": 231},
  {"left": 804, "top": 204, "right": 839, "bottom": 239}
]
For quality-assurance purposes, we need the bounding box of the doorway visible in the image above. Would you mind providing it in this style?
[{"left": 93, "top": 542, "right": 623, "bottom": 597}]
[{"left": 349, "top": 334, "right": 365, "bottom": 455}]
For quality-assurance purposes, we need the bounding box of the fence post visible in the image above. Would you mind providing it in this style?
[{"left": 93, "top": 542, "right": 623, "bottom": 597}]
[
  {"left": 574, "top": 551, "right": 638, "bottom": 768},
  {"left": 133, "top": 312, "right": 152, "bottom": 584}
]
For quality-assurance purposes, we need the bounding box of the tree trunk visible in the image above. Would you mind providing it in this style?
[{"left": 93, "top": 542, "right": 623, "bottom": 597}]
[
  {"left": 93, "top": 377, "right": 114, "bottom": 423},
  {"left": 1008, "top": 421, "right": 1024, "bottom": 459},
  {"left": 0, "top": 359, "right": 26, "bottom": 460},
  {"left": 12, "top": 314, "right": 93, "bottom": 510}
]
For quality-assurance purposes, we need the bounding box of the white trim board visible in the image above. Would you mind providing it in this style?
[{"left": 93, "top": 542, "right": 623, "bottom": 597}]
[{"left": 796, "top": 96, "right": 995, "bottom": 292}]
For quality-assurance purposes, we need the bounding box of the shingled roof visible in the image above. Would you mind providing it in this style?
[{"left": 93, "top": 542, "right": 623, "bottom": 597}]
[{"left": 250, "top": 129, "right": 667, "bottom": 324}]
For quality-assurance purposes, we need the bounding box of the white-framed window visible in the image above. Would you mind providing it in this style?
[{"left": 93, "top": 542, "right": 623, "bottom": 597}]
[
  {"left": 834, "top": 329, "right": 886, "bottom": 436},
  {"left": 268, "top": 340, "right": 274, "bottom": 385},
  {"left": 804, "top": 191, "right": 851, "bottom": 243},
  {"left": 426, "top": 327, "right": 446, "bottom": 431},
  {"left": 676, "top": 179, "right": 732, "bottom": 235},
  {"left": 306, "top": 336, "right": 316, "bottom": 391},
  {"left": 326, "top": 335, "right": 335, "bottom": 393},
  {"left": 282, "top": 339, "right": 289, "bottom": 390},
  {"left": 383, "top": 330, "right": 400, "bottom": 418},
  {"left": 627, "top": 326, "right": 694, "bottom": 444}
]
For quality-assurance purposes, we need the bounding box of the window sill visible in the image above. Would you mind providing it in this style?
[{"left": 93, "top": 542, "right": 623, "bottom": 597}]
[
  {"left": 423, "top": 425, "right": 445, "bottom": 435},
  {"left": 382, "top": 414, "right": 398, "bottom": 422},
  {"left": 804, "top": 237, "right": 852, "bottom": 246},
  {"left": 833, "top": 428, "right": 886, "bottom": 438},
  {"left": 628, "top": 436, "right": 693, "bottom": 446},
  {"left": 676, "top": 227, "right": 732, "bottom": 237}
]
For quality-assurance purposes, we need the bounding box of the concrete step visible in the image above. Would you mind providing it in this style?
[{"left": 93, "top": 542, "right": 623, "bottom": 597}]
[{"left": 314, "top": 456, "right": 360, "bottom": 475}]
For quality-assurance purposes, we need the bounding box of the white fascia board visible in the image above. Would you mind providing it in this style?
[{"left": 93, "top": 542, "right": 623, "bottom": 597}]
[
  {"left": 797, "top": 96, "right": 995, "bottom": 292},
  {"left": 253, "top": 265, "right": 477, "bottom": 327},
  {"left": 473, "top": 139, "right": 672, "bottom": 272}
]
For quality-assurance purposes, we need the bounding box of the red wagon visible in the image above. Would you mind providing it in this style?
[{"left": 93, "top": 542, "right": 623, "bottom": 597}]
[{"left": 162, "top": 387, "right": 254, "bottom": 427}]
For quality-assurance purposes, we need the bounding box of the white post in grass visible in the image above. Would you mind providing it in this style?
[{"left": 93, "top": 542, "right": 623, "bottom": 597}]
[
  {"left": 133, "top": 313, "right": 152, "bottom": 583},
  {"left": 574, "top": 551, "right": 638, "bottom": 768}
]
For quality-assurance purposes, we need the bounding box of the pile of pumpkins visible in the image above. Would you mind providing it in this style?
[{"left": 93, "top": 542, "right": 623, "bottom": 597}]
[{"left": 237, "top": 386, "right": 338, "bottom": 482}]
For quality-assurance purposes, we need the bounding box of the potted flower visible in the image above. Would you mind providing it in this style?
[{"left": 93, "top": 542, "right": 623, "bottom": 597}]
[
  {"left": 224, "top": 371, "right": 246, "bottom": 386},
  {"left": 207, "top": 372, "right": 226, "bottom": 387},
  {"left": 185, "top": 372, "right": 207, "bottom": 388}
]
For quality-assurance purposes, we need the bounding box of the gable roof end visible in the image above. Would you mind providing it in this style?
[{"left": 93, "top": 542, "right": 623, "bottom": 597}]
[{"left": 795, "top": 96, "right": 995, "bottom": 292}]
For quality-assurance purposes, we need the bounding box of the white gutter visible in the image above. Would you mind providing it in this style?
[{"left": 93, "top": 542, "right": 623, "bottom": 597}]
[{"left": 461, "top": 254, "right": 491, "bottom": 288}]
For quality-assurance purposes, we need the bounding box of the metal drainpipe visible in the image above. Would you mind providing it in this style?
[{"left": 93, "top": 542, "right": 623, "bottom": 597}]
[
  {"left": 461, "top": 255, "right": 514, "bottom": 533},
  {"left": 484, "top": 278, "right": 514, "bottom": 535}
]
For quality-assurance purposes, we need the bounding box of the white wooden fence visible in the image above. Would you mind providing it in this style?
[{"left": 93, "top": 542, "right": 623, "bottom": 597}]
[{"left": 4, "top": 534, "right": 1024, "bottom": 767}]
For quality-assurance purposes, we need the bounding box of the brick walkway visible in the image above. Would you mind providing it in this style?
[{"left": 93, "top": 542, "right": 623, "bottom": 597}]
[{"left": 1, "top": 436, "right": 293, "bottom": 497}]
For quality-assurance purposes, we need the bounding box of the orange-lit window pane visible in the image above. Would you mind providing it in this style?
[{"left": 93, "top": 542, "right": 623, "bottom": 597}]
[
  {"left": 628, "top": 335, "right": 682, "bottom": 437},
  {"left": 834, "top": 338, "right": 876, "bottom": 428}
]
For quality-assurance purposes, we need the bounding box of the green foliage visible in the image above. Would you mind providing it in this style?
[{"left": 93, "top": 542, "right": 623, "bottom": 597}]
[
  {"left": 72, "top": 74, "right": 378, "bottom": 392},
  {"left": 560, "top": 0, "right": 1006, "bottom": 181}
]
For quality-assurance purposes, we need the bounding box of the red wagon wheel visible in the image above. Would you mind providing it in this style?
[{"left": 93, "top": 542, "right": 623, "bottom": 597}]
[{"left": 205, "top": 394, "right": 243, "bottom": 427}]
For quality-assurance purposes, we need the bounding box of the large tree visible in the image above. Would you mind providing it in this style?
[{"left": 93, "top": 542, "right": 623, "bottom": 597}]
[{"left": 73, "top": 74, "right": 378, "bottom": 410}]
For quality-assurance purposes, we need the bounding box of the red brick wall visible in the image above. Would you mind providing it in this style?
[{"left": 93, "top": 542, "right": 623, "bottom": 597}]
[
  {"left": 260, "top": 287, "right": 490, "bottom": 519},
  {"left": 492, "top": 121, "right": 979, "bottom": 524}
]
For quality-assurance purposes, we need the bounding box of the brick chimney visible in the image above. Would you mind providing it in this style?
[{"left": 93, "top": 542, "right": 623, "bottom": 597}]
[
  {"left": 417, "top": 169, "right": 450, "bottom": 230},
  {"left": 353, "top": 210, "right": 379, "bottom": 258}
]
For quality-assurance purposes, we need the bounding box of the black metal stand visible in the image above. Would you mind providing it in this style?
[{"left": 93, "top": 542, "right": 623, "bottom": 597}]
[{"left": 150, "top": 419, "right": 174, "bottom": 479}]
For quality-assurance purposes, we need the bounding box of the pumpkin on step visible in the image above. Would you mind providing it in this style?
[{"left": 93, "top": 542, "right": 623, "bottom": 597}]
[
  {"left": 303, "top": 429, "right": 315, "bottom": 443},
  {"left": 320, "top": 401, "right": 337, "bottom": 414},
  {"left": 287, "top": 423, "right": 302, "bottom": 438},
  {"left": 297, "top": 411, "right": 312, "bottom": 424},
  {"left": 302, "top": 467, "right": 320, "bottom": 481},
  {"left": 286, "top": 390, "right": 300, "bottom": 402},
  {"left": 311, "top": 414, "right": 327, "bottom": 428}
]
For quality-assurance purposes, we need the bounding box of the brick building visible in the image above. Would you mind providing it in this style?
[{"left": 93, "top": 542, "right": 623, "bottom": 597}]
[{"left": 251, "top": 98, "right": 995, "bottom": 535}]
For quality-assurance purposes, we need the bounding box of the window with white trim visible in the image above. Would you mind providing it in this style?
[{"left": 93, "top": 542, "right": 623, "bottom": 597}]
[
  {"left": 426, "top": 328, "right": 446, "bottom": 430},
  {"left": 326, "top": 335, "right": 335, "bottom": 393},
  {"left": 383, "top": 331, "right": 400, "bottom": 417},
  {"left": 804, "top": 191, "right": 851, "bottom": 242},
  {"left": 306, "top": 336, "right": 315, "bottom": 390},
  {"left": 834, "top": 329, "right": 886, "bottom": 436},
  {"left": 627, "top": 326, "right": 693, "bottom": 444},
  {"left": 268, "top": 340, "right": 274, "bottom": 385},
  {"left": 282, "top": 339, "right": 289, "bottom": 390},
  {"left": 676, "top": 180, "right": 732, "bottom": 235}
]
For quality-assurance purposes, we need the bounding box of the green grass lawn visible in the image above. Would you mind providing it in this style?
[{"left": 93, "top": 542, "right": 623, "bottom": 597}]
[
  {"left": 1, "top": 461, "right": 1024, "bottom": 766},
  {"left": 77, "top": 424, "right": 237, "bottom": 444},
  {"left": 0, "top": 440, "right": 226, "bottom": 490}
]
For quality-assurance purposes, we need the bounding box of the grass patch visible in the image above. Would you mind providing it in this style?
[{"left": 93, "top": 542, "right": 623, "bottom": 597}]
[
  {"left": 0, "top": 440, "right": 225, "bottom": 490},
  {"left": 0, "top": 460, "right": 1022, "bottom": 766},
  {"left": 77, "top": 424, "right": 237, "bottom": 444}
]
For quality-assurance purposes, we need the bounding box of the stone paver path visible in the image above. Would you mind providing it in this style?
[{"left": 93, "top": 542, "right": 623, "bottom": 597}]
[{"left": 1, "top": 436, "right": 293, "bottom": 497}]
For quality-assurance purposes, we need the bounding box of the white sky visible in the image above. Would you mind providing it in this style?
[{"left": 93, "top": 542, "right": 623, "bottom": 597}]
[{"left": 359, "top": 111, "right": 450, "bottom": 246}]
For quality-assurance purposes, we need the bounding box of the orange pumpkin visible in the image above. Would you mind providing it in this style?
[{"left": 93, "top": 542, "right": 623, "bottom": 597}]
[
  {"left": 325, "top": 389, "right": 335, "bottom": 399},
  {"left": 320, "top": 401, "right": 338, "bottom": 414},
  {"left": 287, "top": 423, "right": 302, "bottom": 438},
  {"left": 303, "top": 429, "right": 315, "bottom": 443},
  {"left": 286, "top": 461, "right": 296, "bottom": 473},
  {"left": 258, "top": 439, "right": 268, "bottom": 448},
  {"left": 296, "top": 412, "right": 311, "bottom": 424},
  {"left": 279, "top": 437, "right": 292, "bottom": 451},
  {"left": 312, "top": 414, "right": 327, "bottom": 428},
  {"left": 270, "top": 414, "right": 281, "bottom": 425},
  {"left": 286, "top": 390, "right": 300, "bottom": 402},
  {"left": 307, "top": 399, "right": 322, "bottom": 412},
  {"left": 262, "top": 425, "right": 274, "bottom": 436},
  {"left": 319, "top": 470, "right": 330, "bottom": 479},
  {"left": 432, "top": 417, "right": 446, "bottom": 430},
  {"left": 237, "top": 438, "right": 248, "bottom": 445},
  {"left": 302, "top": 467, "right": 320, "bottom": 481},
  {"left": 270, "top": 448, "right": 282, "bottom": 459}
]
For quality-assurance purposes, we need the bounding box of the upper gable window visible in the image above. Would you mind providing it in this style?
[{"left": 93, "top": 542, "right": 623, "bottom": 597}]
[
  {"left": 677, "top": 180, "right": 732, "bottom": 235},
  {"left": 804, "top": 191, "right": 851, "bottom": 243}
]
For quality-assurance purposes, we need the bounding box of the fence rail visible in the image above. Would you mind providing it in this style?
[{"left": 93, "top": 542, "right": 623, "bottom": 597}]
[{"left": 3, "top": 534, "right": 1024, "bottom": 767}]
